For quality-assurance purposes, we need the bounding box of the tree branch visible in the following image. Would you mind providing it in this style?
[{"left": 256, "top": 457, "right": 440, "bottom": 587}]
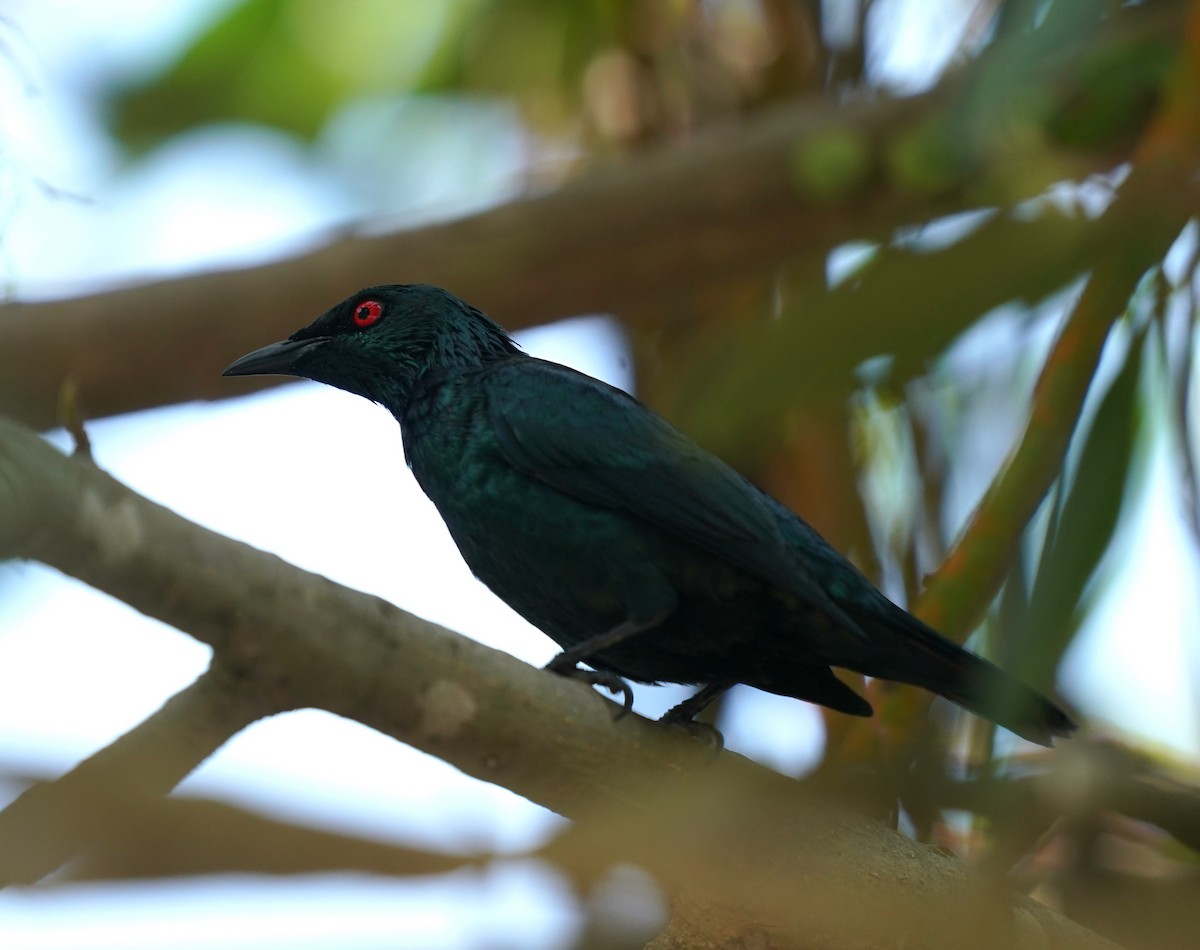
[
  {"left": 0, "top": 414, "right": 1118, "bottom": 949},
  {"left": 830, "top": 7, "right": 1200, "bottom": 757},
  {"left": 0, "top": 90, "right": 936, "bottom": 429},
  {"left": 0, "top": 662, "right": 274, "bottom": 886},
  {"left": 0, "top": 414, "right": 721, "bottom": 821},
  {"left": 0, "top": 2, "right": 1181, "bottom": 431},
  {"left": 915, "top": 0, "right": 1200, "bottom": 637}
]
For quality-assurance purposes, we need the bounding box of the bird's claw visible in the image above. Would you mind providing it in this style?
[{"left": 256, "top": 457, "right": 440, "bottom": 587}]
[
  {"left": 665, "top": 718, "right": 725, "bottom": 752},
  {"left": 544, "top": 658, "right": 634, "bottom": 718},
  {"left": 659, "top": 699, "right": 724, "bottom": 752}
]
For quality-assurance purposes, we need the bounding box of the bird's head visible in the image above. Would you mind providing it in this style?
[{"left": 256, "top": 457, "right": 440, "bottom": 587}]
[{"left": 222, "top": 284, "right": 520, "bottom": 410}]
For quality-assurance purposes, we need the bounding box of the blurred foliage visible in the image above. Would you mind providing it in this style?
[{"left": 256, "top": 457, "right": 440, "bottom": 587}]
[
  {"left": 110, "top": 0, "right": 822, "bottom": 153},
  {"left": 91, "top": 0, "right": 1200, "bottom": 945},
  {"left": 1000, "top": 311, "right": 1150, "bottom": 687},
  {"left": 111, "top": 0, "right": 478, "bottom": 146},
  {"left": 0, "top": 766, "right": 484, "bottom": 882}
]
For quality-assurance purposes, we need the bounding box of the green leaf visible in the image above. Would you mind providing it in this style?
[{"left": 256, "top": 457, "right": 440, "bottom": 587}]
[{"left": 1011, "top": 321, "right": 1148, "bottom": 683}]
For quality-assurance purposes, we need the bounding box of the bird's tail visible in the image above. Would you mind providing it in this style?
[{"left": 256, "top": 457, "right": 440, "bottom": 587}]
[{"left": 870, "top": 618, "right": 1077, "bottom": 746}]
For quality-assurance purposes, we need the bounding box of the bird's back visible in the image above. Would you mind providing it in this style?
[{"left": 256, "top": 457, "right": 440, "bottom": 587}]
[
  {"left": 222, "top": 282, "right": 1075, "bottom": 744},
  {"left": 400, "top": 358, "right": 867, "bottom": 675}
]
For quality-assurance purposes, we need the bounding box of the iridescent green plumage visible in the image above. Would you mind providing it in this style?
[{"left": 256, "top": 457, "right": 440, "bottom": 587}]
[{"left": 224, "top": 284, "right": 1076, "bottom": 745}]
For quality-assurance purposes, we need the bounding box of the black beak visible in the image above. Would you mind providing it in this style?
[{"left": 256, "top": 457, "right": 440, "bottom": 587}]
[{"left": 222, "top": 337, "right": 329, "bottom": 378}]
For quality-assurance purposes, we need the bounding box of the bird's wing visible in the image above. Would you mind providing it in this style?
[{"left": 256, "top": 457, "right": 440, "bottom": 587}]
[{"left": 484, "top": 358, "right": 867, "bottom": 638}]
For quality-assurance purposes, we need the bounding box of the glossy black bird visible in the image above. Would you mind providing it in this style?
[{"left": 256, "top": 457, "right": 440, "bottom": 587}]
[{"left": 224, "top": 284, "right": 1076, "bottom": 745}]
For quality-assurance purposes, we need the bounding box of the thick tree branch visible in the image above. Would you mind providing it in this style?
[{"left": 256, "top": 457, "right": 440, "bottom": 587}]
[
  {"left": 0, "top": 417, "right": 1118, "bottom": 948},
  {"left": 0, "top": 2, "right": 1181, "bottom": 432},
  {"left": 8, "top": 97, "right": 938, "bottom": 429},
  {"left": 0, "top": 90, "right": 934, "bottom": 429},
  {"left": 0, "top": 414, "right": 720, "bottom": 818}
]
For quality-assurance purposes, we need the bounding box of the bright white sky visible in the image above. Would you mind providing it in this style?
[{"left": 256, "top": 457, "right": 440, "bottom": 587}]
[{"left": 0, "top": 1, "right": 1197, "bottom": 948}]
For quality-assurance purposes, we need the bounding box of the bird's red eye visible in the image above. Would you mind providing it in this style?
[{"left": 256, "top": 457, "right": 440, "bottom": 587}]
[{"left": 353, "top": 300, "right": 383, "bottom": 328}]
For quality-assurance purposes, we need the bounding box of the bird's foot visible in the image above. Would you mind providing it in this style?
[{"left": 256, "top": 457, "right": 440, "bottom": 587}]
[
  {"left": 664, "top": 717, "right": 725, "bottom": 752},
  {"left": 659, "top": 687, "right": 725, "bottom": 752},
  {"left": 544, "top": 656, "right": 634, "bottom": 718}
]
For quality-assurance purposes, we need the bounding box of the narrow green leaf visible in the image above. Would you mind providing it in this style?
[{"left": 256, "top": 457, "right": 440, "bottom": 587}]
[{"left": 1014, "top": 324, "right": 1148, "bottom": 682}]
